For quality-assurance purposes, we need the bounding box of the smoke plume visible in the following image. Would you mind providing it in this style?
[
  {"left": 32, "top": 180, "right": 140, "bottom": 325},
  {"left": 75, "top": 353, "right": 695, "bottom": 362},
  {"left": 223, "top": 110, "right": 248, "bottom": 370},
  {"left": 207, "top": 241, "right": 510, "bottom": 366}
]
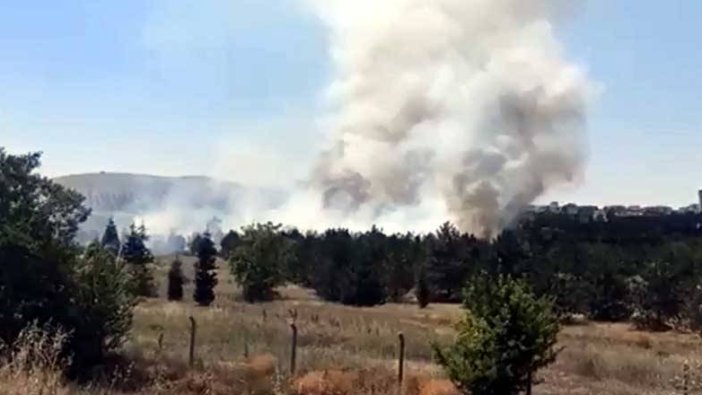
[{"left": 301, "top": 0, "right": 590, "bottom": 237}]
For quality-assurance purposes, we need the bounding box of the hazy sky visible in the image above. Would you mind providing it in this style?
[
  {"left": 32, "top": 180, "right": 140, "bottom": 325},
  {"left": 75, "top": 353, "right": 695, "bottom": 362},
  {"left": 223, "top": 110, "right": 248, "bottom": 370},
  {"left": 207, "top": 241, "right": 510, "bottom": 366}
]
[{"left": 1, "top": 0, "right": 700, "bottom": 207}]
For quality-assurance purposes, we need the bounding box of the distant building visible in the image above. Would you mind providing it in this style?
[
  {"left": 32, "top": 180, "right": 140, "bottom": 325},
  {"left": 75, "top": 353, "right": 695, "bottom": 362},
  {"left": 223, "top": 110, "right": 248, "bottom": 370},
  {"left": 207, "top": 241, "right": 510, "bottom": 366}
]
[
  {"left": 563, "top": 203, "right": 579, "bottom": 216},
  {"left": 577, "top": 206, "right": 599, "bottom": 223},
  {"left": 679, "top": 204, "right": 700, "bottom": 214},
  {"left": 699, "top": 190, "right": 702, "bottom": 213},
  {"left": 593, "top": 209, "right": 608, "bottom": 222},
  {"left": 644, "top": 206, "right": 674, "bottom": 216}
]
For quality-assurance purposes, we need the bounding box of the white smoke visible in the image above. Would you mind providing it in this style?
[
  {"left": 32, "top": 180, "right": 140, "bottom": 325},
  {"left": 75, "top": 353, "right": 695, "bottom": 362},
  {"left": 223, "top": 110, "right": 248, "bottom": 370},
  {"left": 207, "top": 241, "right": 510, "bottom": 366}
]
[
  {"left": 76, "top": 0, "right": 591, "bottom": 241},
  {"left": 289, "top": 0, "right": 591, "bottom": 237}
]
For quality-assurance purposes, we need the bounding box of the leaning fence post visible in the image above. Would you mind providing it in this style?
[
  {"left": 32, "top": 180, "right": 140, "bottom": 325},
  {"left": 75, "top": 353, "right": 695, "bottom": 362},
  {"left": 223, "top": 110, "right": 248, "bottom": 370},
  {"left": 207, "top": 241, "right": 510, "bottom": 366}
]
[
  {"left": 157, "top": 332, "right": 164, "bottom": 353},
  {"left": 290, "top": 322, "right": 298, "bottom": 376},
  {"left": 398, "top": 332, "right": 405, "bottom": 393},
  {"left": 188, "top": 316, "right": 197, "bottom": 368}
]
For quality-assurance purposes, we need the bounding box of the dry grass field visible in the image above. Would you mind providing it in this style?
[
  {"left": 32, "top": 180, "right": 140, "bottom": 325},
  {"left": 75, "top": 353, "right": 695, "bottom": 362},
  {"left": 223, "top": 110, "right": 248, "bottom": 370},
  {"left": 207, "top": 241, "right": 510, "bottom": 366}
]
[{"left": 3, "top": 256, "right": 702, "bottom": 394}]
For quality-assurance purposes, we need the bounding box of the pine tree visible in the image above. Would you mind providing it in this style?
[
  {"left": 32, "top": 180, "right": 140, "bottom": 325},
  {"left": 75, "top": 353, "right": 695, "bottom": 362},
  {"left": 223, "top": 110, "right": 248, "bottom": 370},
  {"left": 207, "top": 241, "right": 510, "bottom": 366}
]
[
  {"left": 434, "top": 274, "right": 560, "bottom": 395},
  {"left": 416, "top": 264, "right": 430, "bottom": 309},
  {"left": 167, "top": 257, "right": 185, "bottom": 301},
  {"left": 122, "top": 223, "right": 156, "bottom": 297},
  {"left": 426, "top": 222, "right": 474, "bottom": 302},
  {"left": 343, "top": 226, "right": 387, "bottom": 307},
  {"left": 220, "top": 230, "right": 240, "bottom": 259},
  {"left": 194, "top": 232, "right": 218, "bottom": 306},
  {"left": 189, "top": 233, "right": 203, "bottom": 256},
  {"left": 101, "top": 218, "right": 121, "bottom": 256}
]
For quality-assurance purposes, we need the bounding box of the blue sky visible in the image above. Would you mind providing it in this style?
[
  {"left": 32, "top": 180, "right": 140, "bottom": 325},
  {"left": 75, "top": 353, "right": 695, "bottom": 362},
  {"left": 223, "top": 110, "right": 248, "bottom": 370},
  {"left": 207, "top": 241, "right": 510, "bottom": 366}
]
[{"left": 1, "top": 0, "right": 701, "bottom": 207}]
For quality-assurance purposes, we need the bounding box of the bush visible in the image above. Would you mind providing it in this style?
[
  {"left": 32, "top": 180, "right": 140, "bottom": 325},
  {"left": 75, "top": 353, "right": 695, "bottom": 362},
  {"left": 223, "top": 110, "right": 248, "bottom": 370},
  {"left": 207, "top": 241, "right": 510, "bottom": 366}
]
[
  {"left": 230, "top": 223, "right": 293, "bottom": 303},
  {"left": 434, "top": 274, "right": 560, "bottom": 395}
]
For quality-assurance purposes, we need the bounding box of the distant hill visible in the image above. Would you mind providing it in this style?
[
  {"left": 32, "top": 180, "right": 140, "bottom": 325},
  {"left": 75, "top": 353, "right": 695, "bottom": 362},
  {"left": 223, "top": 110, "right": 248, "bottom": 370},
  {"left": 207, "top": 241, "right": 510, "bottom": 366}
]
[{"left": 54, "top": 172, "right": 287, "bottom": 244}]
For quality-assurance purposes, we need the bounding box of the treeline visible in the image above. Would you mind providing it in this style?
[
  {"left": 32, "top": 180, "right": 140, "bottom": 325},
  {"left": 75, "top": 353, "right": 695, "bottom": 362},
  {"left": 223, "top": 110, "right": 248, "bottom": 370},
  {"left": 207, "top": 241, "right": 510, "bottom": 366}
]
[{"left": 212, "top": 211, "right": 702, "bottom": 330}]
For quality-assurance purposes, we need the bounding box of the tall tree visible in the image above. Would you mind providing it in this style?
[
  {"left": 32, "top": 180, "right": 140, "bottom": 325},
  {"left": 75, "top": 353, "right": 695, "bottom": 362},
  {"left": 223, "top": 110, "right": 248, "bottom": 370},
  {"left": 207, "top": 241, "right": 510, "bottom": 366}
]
[
  {"left": 230, "top": 223, "right": 293, "bottom": 302},
  {"left": 426, "top": 222, "right": 474, "bottom": 302},
  {"left": 194, "top": 232, "right": 218, "bottom": 306},
  {"left": 312, "top": 229, "right": 355, "bottom": 303},
  {"left": 100, "top": 218, "right": 121, "bottom": 256},
  {"left": 220, "top": 230, "right": 240, "bottom": 259},
  {"left": 189, "top": 233, "right": 203, "bottom": 256},
  {"left": 416, "top": 262, "right": 430, "bottom": 309},
  {"left": 0, "top": 149, "right": 133, "bottom": 369},
  {"left": 167, "top": 257, "right": 185, "bottom": 301},
  {"left": 343, "top": 226, "right": 388, "bottom": 306},
  {"left": 385, "top": 233, "right": 421, "bottom": 302},
  {"left": 122, "top": 223, "right": 156, "bottom": 297}
]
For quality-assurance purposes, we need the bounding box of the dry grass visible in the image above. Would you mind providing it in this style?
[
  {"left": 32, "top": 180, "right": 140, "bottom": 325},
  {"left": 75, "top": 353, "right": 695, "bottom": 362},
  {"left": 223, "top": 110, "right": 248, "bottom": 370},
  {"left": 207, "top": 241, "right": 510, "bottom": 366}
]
[
  {"left": 3, "top": 256, "right": 701, "bottom": 394},
  {"left": 0, "top": 324, "right": 69, "bottom": 395}
]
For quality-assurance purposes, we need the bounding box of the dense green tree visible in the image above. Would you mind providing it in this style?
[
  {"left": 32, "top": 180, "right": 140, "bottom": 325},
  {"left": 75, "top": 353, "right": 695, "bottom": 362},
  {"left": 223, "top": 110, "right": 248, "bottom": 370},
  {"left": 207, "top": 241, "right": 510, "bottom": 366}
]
[
  {"left": 343, "top": 226, "right": 388, "bottom": 306},
  {"left": 434, "top": 274, "right": 560, "bottom": 395},
  {"left": 189, "top": 233, "right": 203, "bottom": 256},
  {"left": 629, "top": 244, "right": 694, "bottom": 330},
  {"left": 385, "top": 233, "right": 421, "bottom": 302},
  {"left": 100, "top": 218, "right": 120, "bottom": 256},
  {"left": 194, "top": 232, "right": 218, "bottom": 306},
  {"left": 70, "top": 243, "right": 136, "bottom": 367},
  {"left": 416, "top": 263, "right": 430, "bottom": 309},
  {"left": 122, "top": 223, "right": 156, "bottom": 297},
  {"left": 230, "top": 223, "right": 293, "bottom": 302},
  {"left": 220, "top": 230, "right": 240, "bottom": 259},
  {"left": 312, "top": 229, "right": 355, "bottom": 302},
  {"left": 426, "top": 222, "right": 476, "bottom": 302},
  {"left": 0, "top": 149, "right": 133, "bottom": 369},
  {"left": 167, "top": 257, "right": 185, "bottom": 301},
  {"left": 285, "top": 230, "right": 318, "bottom": 287}
]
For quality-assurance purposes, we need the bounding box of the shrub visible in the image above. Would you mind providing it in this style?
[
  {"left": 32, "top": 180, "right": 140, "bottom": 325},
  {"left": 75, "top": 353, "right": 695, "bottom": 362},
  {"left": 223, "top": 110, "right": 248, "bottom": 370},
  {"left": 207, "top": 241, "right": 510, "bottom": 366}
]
[{"left": 434, "top": 274, "right": 560, "bottom": 395}]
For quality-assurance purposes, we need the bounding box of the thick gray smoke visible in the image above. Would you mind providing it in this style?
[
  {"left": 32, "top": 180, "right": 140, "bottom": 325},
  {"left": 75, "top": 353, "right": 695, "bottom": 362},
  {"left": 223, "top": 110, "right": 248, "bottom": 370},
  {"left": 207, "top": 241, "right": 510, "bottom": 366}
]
[{"left": 299, "top": 0, "right": 590, "bottom": 237}]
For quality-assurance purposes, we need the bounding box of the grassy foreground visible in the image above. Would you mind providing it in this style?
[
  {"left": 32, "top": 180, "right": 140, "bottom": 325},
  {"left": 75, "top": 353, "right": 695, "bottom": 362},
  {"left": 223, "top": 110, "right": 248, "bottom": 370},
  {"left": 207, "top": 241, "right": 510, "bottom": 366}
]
[{"left": 2, "top": 256, "right": 701, "bottom": 394}]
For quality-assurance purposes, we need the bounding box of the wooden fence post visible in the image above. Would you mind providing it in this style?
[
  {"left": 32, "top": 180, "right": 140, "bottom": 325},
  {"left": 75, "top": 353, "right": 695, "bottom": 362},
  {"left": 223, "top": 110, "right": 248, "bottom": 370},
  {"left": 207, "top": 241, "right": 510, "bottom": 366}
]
[
  {"left": 157, "top": 332, "right": 164, "bottom": 353},
  {"left": 526, "top": 370, "right": 532, "bottom": 395},
  {"left": 290, "top": 323, "right": 298, "bottom": 376},
  {"left": 684, "top": 361, "right": 690, "bottom": 395},
  {"left": 398, "top": 332, "right": 405, "bottom": 393},
  {"left": 188, "top": 316, "right": 197, "bottom": 368}
]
